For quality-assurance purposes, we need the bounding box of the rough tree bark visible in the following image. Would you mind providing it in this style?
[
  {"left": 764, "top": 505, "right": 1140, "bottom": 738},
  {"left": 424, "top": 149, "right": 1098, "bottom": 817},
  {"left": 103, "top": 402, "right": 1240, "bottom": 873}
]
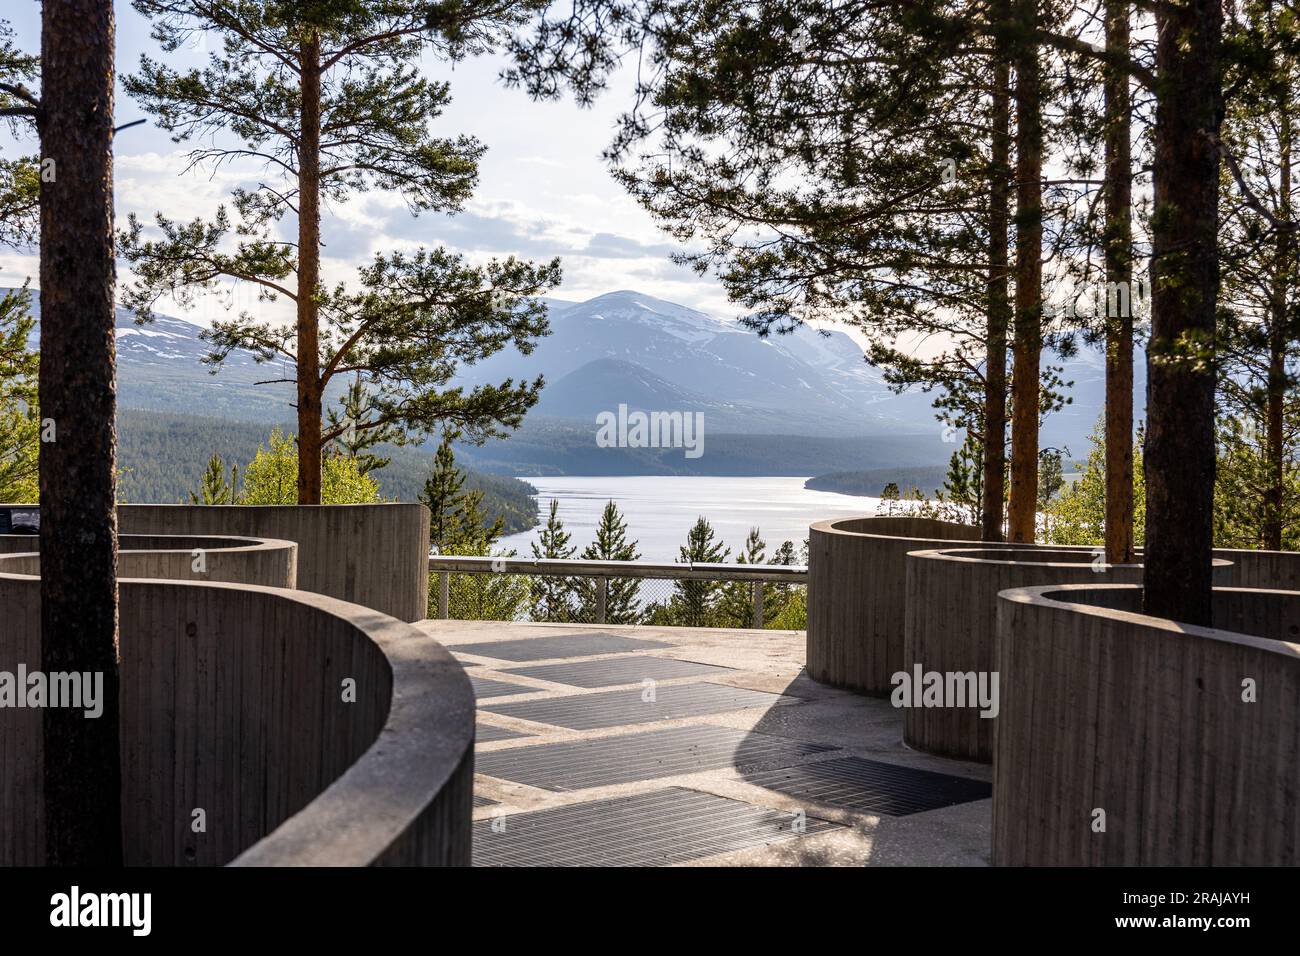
[
  {"left": 296, "top": 32, "right": 324, "bottom": 504},
  {"left": 1008, "top": 0, "right": 1043, "bottom": 543},
  {"left": 982, "top": 28, "right": 1012, "bottom": 543},
  {"left": 1144, "top": 0, "right": 1222, "bottom": 624},
  {"left": 38, "top": 0, "right": 123, "bottom": 865},
  {"left": 1103, "top": 0, "right": 1135, "bottom": 564},
  {"left": 1264, "top": 110, "right": 1292, "bottom": 551}
]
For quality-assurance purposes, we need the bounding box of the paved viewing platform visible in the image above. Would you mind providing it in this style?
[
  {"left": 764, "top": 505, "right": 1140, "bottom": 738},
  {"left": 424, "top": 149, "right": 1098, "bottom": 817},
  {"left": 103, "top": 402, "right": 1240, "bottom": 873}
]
[{"left": 417, "top": 620, "right": 992, "bottom": 866}]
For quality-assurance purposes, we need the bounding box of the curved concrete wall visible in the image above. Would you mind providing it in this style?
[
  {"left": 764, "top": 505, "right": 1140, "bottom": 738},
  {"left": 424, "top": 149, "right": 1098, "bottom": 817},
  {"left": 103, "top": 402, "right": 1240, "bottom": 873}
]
[
  {"left": 117, "top": 504, "right": 430, "bottom": 621},
  {"left": 994, "top": 583, "right": 1300, "bottom": 865},
  {"left": 0, "top": 560, "right": 473, "bottom": 867},
  {"left": 1213, "top": 547, "right": 1300, "bottom": 590},
  {"left": 0, "top": 534, "right": 297, "bottom": 589},
  {"left": 903, "top": 549, "right": 1159, "bottom": 762},
  {"left": 807, "top": 516, "right": 987, "bottom": 695}
]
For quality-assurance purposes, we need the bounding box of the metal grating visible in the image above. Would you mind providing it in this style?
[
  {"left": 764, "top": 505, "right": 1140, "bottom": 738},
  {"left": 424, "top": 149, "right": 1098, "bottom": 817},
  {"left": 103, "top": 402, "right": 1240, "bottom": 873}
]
[
  {"left": 472, "top": 787, "right": 839, "bottom": 867},
  {"left": 473, "top": 794, "right": 498, "bottom": 808},
  {"left": 476, "top": 723, "right": 531, "bottom": 743},
  {"left": 470, "top": 674, "right": 538, "bottom": 700},
  {"left": 446, "top": 632, "right": 672, "bottom": 663},
  {"left": 503, "top": 654, "right": 732, "bottom": 688},
  {"left": 480, "top": 681, "right": 795, "bottom": 730},
  {"left": 475, "top": 724, "right": 835, "bottom": 791},
  {"left": 743, "top": 756, "right": 992, "bottom": 816}
]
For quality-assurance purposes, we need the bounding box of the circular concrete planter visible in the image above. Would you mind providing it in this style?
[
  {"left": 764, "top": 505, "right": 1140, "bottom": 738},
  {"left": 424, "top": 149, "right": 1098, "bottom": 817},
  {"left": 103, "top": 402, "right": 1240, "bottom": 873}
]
[
  {"left": 902, "top": 548, "right": 1233, "bottom": 762},
  {"left": 0, "top": 557, "right": 473, "bottom": 866},
  {"left": 995, "top": 583, "right": 1300, "bottom": 865},
  {"left": 3, "top": 502, "right": 433, "bottom": 621},
  {"left": 1, "top": 534, "right": 298, "bottom": 589},
  {"left": 807, "top": 516, "right": 987, "bottom": 695}
]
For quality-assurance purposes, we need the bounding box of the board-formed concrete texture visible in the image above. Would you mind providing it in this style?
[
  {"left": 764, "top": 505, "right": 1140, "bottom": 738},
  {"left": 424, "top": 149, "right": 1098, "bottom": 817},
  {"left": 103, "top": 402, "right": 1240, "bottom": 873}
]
[
  {"left": 903, "top": 548, "right": 1159, "bottom": 763},
  {"left": 116, "top": 502, "right": 431, "bottom": 621},
  {"left": 434, "top": 619, "right": 994, "bottom": 866},
  {"left": 806, "top": 516, "right": 990, "bottom": 696},
  {"left": 0, "top": 555, "right": 474, "bottom": 867},
  {"left": 995, "top": 583, "right": 1300, "bottom": 866},
  {"left": 0, "top": 533, "right": 298, "bottom": 589}
]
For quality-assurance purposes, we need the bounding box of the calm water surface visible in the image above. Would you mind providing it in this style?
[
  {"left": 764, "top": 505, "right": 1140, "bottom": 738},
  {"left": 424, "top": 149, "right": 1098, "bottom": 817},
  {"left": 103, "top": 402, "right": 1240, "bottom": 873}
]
[{"left": 498, "top": 475, "right": 882, "bottom": 563}]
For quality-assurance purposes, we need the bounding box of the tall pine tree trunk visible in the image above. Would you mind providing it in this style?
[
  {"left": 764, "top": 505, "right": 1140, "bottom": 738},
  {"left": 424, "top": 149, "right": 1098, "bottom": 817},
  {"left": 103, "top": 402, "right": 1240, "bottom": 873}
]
[
  {"left": 1103, "top": 0, "right": 1135, "bottom": 564},
  {"left": 296, "top": 34, "right": 324, "bottom": 504},
  {"left": 982, "top": 19, "right": 1012, "bottom": 543},
  {"left": 1264, "top": 110, "right": 1292, "bottom": 551},
  {"left": 1144, "top": 0, "right": 1222, "bottom": 624},
  {"left": 38, "top": 0, "right": 123, "bottom": 865},
  {"left": 1008, "top": 0, "right": 1043, "bottom": 543}
]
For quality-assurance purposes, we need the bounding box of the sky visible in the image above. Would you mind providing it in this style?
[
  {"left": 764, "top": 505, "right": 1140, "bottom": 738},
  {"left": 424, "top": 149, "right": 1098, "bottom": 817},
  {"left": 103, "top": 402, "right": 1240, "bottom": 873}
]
[{"left": 0, "top": 2, "right": 740, "bottom": 328}]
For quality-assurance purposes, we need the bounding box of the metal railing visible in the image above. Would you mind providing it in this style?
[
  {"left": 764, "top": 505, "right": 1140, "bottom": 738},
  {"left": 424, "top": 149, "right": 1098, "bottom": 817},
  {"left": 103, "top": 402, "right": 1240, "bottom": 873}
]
[{"left": 427, "top": 555, "right": 808, "bottom": 627}]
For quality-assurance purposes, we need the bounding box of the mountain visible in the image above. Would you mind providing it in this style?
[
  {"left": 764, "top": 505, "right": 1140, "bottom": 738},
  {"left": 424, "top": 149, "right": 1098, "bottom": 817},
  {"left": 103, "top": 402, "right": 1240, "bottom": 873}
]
[
  {"left": 459, "top": 290, "right": 937, "bottom": 436},
  {"left": 18, "top": 289, "right": 347, "bottom": 421},
  {"left": 12, "top": 286, "right": 1138, "bottom": 464}
]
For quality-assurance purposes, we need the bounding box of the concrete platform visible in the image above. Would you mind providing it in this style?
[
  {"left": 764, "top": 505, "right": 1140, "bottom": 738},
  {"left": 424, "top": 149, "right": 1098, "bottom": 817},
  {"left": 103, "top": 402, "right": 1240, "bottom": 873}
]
[{"left": 416, "top": 620, "right": 992, "bottom": 867}]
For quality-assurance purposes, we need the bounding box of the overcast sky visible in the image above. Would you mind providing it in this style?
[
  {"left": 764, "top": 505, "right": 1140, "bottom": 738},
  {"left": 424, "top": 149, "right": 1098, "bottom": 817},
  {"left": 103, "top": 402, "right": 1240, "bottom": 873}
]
[{"left": 0, "top": 2, "right": 741, "bottom": 327}]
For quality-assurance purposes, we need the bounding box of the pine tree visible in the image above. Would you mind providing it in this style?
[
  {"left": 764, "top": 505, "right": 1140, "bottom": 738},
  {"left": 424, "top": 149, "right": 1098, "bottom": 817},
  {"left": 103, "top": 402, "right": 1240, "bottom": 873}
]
[
  {"left": 576, "top": 500, "right": 642, "bottom": 624},
  {"left": 189, "top": 453, "right": 240, "bottom": 505},
  {"left": 718, "top": 527, "right": 766, "bottom": 628},
  {"left": 646, "top": 516, "right": 729, "bottom": 627},
  {"left": 420, "top": 431, "right": 527, "bottom": 620},
  {"left": 421, "top": 432, "right": 467, "bottom": 552},
  {"left": 119, "top": 0, "right": 561, "bottom": 503},
  {"left": 240, "top": 428, "right": 381, "bottom": 505},
  {"left": 30, "top": 0, "right": 124, "bottom": 866},
  {"left": 0, "top": 286, "right": 38, "bottom": 503},
  {"left": 530, "top": 499, "right": 577, "bottom": 622}
]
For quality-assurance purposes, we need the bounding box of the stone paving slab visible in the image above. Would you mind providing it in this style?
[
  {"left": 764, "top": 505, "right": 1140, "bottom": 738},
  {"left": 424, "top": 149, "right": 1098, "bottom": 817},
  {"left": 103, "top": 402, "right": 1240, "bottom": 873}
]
[
  {"left": 419, "top": 619, "right": 992, "bottom": 866},
  {"left": 480, "top": 681, "right": 799, "bottom": 730}
]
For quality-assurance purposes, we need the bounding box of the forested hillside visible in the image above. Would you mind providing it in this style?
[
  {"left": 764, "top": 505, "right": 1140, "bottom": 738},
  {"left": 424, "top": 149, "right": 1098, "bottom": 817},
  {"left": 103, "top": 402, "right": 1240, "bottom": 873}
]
[{"left": 116, "top": 409, "right": 539, "bottom": 533}]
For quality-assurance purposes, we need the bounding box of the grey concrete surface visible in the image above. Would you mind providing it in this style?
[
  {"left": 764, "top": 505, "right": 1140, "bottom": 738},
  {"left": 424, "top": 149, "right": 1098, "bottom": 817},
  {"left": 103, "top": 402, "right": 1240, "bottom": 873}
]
[{"left": 419, "top": 619, "right": 992, "bottom": 867}]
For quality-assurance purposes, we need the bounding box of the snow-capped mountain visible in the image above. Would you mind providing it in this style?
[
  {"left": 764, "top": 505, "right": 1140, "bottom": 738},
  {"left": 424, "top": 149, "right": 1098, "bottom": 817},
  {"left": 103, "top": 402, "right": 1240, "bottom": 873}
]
[
  {"left": 11, "top": 287, "right": 1131, "bottom": 451},
  {"left": 18, "top": 289, "right": 337, "bottom": 421},
  {"left": 457, "top": 290, "right": 939, "bottom": 436}
]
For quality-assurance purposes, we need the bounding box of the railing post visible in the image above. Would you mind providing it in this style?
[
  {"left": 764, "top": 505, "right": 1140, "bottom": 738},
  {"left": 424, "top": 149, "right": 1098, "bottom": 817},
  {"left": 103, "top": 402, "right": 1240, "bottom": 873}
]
[
  {"left": 751, "top": 580, "right": 764, "bottom": 629},
  {"left": 596, "top": 576, "right": 607, "bottom": 625},
  {"left": 438, "top": 571, "right": 450, "bottom": 620}
]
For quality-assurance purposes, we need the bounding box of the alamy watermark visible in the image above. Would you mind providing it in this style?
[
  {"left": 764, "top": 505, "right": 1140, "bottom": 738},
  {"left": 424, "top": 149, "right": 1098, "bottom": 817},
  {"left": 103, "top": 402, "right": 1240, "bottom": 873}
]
[
  {"left": 891, "top": 664, "right": 999, "bottom": 718},
  {"left": 595, "top": 404, "right": 704, "bottom": 459},
  {"left": 1044, "top": 277, "right": 1150, "bottom": 320},
  {"left": 0, "top": 666, "right": 103, "bottom": 717}
]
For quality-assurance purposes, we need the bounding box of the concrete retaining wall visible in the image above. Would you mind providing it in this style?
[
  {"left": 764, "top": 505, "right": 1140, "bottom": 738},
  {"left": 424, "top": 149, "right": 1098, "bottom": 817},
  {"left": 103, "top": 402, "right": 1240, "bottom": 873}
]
[
  {"left": 994, "top": 583, "right": 1300, "bottom": 865},
  {"left": 0, "top": 559, "right": 473, "bottom": 867},
  {"left": 903, "top": 549, "right": 1159, "bottom": 762},
  {"left": 1213, "top": 547, "right": 1300, "bottom": 590},
  {"left": 0, "top": 534, "right": 297, "bottom": 589},
  {"left": 806, "top": 516, "right": 986, "bottom": 695},
  {"left": 117, "top": 504, "right": 429, "bottom": 621}
]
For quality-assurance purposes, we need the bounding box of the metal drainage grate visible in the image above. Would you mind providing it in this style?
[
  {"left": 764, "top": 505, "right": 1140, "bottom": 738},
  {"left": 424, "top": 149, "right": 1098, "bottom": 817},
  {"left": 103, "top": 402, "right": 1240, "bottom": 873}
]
[
  {"left": 475, "top": 724, "right": 835, "bottom": 791},
  {"left": 480, "top": 681, "right": 795, "bottom": 730},
  {"left": 472, "top": 787, "right": 839, "bottom": 867},
  {"left": 476, "top": 723, "right": 531, "bottom": 743},
  {"left": 446, "top": 632, "right": 672, "bottom": 663},
  {"left": 470, "top": 674, "right": 538, "bottom": 700},
  {"left": 743, "top": 756, "right": 992, "bottom": 816},
  {"left": 473, "top": 794, "right": 498, "bottom": 808},
  {"left": 503, "top": 654, "right": 732, "bottom": 688}
]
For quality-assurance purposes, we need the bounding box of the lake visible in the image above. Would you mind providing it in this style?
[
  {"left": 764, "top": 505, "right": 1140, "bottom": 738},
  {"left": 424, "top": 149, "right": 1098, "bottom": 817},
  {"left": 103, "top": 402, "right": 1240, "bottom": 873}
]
[{"left": 497, "top": 475, "right": 883, "bottom": 563}]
